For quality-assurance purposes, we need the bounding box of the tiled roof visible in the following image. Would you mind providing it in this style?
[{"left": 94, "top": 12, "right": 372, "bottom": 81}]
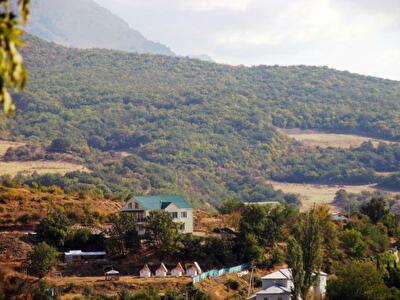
[{"left": 134, "top": 195, "right": 191, "bottom": 210}]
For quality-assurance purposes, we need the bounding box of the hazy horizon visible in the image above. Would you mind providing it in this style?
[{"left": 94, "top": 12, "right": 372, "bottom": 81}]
[{"left": 93, "top": 0, "right": 400, "bottom": 81}]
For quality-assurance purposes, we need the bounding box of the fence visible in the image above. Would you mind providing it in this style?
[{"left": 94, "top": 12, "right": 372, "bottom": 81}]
[{"left": 192, "top": 263, "right": 250, "bottom": 283}]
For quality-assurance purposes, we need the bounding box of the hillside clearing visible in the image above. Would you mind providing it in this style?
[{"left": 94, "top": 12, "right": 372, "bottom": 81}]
[
  {"left": 0, "top": 160, "right": 88, "bottom": 176},
  {"left": 279, "top": 128, "right": 398, "bottom": 148},
  {"left": 0, "top": 140, "right": 26, "bottom": 157},
  {"left": 266, "top": 180, "right": 399, "bottom": 210}
]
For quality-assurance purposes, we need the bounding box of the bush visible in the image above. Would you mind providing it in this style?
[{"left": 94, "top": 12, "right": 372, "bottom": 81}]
[
  {"left": 48, "top": 138, "right": 72, "bottom": 153},
  {"left": 225, "top": 279, "right": 240, "bottom": 290}
]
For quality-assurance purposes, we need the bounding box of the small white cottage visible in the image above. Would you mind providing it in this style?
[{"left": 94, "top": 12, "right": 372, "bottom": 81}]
[
  {"left": 139, "top": 264, "right": 151, "bottom": 278},
  {"left": 171, "top": 262, "right": 185, "bottom": 277},
  {"left": 155, "top": 263, "right": 168, "bottom": 277},
  {"left": 186, "top": 261, "right": 202, "bottom": 277}
]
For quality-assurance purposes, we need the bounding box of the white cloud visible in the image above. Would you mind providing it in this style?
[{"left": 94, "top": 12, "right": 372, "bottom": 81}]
[
  {"left": 177, "top": 0, "right": 252, "bottom": 12},
  {"left": 94, "top": 0, "right": 400, "bottom": 80}
]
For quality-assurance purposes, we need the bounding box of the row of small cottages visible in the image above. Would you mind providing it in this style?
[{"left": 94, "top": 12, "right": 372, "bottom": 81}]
[{"left": 140, "top": 262, "right": 202, "bottom": 278}]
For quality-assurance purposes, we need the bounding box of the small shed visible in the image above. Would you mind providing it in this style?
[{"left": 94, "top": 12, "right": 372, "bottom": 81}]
[
  {"left": 186, "top": 261, "right": 202, "bottom": 277},
  {"left": 155, "top": 263, "right": 168, "bottom": 277},
  {"left": 140, "top": 264, "right": 152, "bottom": 278},
  {"left": 171, "top": 262, "right": 185, "bottom": 277},
  {"left": 105, "top": 269, "right": 120, "bottom": 281}
]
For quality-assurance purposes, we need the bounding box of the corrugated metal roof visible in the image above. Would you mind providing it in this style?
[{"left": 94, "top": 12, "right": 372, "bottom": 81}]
[
  {"left": 64, "top": 250, "right": 106, "bottom": 256},
  {"left": 134, "top": 195, "right": 191, "bottom": 210},
  {"left": 262, "top": 268, "right": 291, "bottom": 280},
  {"left": 256, "top": 285, "right": 290, "bottom": 295}
]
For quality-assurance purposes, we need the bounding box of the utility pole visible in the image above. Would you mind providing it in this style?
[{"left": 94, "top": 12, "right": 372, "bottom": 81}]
[{"left": 247, "top": 261, "right": 255, "bottom": 296}]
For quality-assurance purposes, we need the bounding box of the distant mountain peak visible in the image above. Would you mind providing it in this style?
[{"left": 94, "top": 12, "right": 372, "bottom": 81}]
[{"left": 27, "top": 0, "right": 175, "bottom": 56}]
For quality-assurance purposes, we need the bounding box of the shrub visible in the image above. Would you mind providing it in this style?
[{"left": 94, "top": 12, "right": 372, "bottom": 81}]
[{"left": 225, "top": 279, "right": 240, "bottom": 290}]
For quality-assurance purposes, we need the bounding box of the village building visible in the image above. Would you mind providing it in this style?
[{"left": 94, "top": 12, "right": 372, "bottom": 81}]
[
  {"left": 186, "top": 261, "right": 202, "bottom": 277},
  {"left": 155, "top": 263, "right": 168, "bottom": 277},
  {"left": 121, "top": 195, "right": 193, "bottom": 234},
  {"left": 105, "top": 269, "right": 120, "bottom": 281},
  {"left": 251, "top": 268, "right": 327, "bottom": 300},
  {"left": 64, "top": 250, "right": 106, "bottom": 266},
  {"left": 171, "top": 262, "right": 185, "bottom": 277},
  {"left": 139, "top": 264, "right": 152, "bottom": 278}
]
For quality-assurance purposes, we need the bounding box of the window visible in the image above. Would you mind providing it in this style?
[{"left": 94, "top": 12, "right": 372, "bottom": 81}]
[
  {"left": 128, "top": 203, "right": 132, "bottom": 209},
  {"left": 171, "top": 212, "right": 178, "bottom": 219},
  {"left": 181, "top": 211, "right": 187, "bottom": 218},
  {"left": 278, "top": 298, "right": 282, "bottom": 300},
  {"left": 264, "top": 297, "right": 268, "bottom": 300},
  {"left": 135, "top": 202, "right": 139, "bottom": 209}
]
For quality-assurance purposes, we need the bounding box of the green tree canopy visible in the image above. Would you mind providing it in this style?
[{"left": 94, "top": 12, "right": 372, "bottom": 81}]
[
  {"left": 145, "top": 211, "right": 181, "bottom": 256},
  {"left": 107, "top": 213, "right": 139, "bottom": 256},
  {"left": 326, "top": 261, "right": 396, "bottom": 300},
  {"left": 36, "top": 210, "right": 70, "bottom": 248},
  {"left": 27, "top": 242, "right": 58, "bottom": 278}
]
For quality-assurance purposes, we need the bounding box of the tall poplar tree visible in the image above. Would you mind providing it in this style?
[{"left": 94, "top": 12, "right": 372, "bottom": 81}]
[
  {"left": 300, "top": 208, "right": 322, "bottom": 299},
  {"left": 287, "top": 236, "right": 304, "bottom": 300},
  {"left": 287, "top": 208, "right": 322, "bottom": 300}
]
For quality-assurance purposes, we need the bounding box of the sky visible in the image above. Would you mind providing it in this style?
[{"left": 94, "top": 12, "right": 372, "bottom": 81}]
[{"left": 94, "top": 0, "right": 400, "bottom": 80}]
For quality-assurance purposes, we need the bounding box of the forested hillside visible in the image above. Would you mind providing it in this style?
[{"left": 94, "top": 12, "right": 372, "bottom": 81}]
[
  {"left": 27, "top": 0, "right": 174, "bottom": 56},
  {"left": 2, "top": 35, "right": 400, "bottom": 207}
]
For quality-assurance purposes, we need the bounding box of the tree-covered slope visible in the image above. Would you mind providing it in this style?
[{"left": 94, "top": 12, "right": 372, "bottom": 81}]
[
  {"left": 27, "top": 0, "right": 174, "bottom": 56},
  {"left": 3, "top": 35, "right": 400, "bottom": 206}
]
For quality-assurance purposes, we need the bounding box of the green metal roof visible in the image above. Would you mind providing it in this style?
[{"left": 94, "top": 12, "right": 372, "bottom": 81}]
[{"left": 133, "top": 195, "right": 192, "bottom": 210}]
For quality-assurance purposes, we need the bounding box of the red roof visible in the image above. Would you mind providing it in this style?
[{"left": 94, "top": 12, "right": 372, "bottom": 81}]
[{"left": 172, "top": 262, "right": 185, "bottom": 273}]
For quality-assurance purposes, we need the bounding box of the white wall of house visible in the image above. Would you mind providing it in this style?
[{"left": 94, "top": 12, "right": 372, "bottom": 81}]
[
  {"left": 313, "top": 274, "right": 327, "bottom": 300},
  {"left": 164, "top": 203, "right": 193, "bottom": 233},
  {"left": 171, "top": 268, "right": 183, "bottom": 277},
  {"left": 155, "top": 269, "right": 167, "bottom": 277},
  {"left": 256, "top": 294, "right": 290, "bottom": 300},
  {"left": 186, "top": 267, "right": 198, "bottom": 277},
  {"left": 140, "top": 270, "right": 151, "bottom": 278},
  {"left": 262, "top": 279, "right": 292, "bottom": 290}
]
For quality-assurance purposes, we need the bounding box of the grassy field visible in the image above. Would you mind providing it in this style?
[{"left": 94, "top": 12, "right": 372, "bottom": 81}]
[
  {"left": 0, "top": 160, "right": 87, "bottom": 176},
  {"left": 0, "top": 140, "right": 25, "bottom": 157},
  {"left": 279, "top": 128, "right": 398, "bottom": 148},
  {"left": 266, "top": 180, "right": 395, "bottom": 210},
  {"left": 0, "top": 140, "right": 87, "bottom": 176}
]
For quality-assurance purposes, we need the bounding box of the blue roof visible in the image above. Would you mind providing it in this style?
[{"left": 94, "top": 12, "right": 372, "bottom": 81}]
[{"left": 134, "top": 195, "right": 192, "bottom": 210}]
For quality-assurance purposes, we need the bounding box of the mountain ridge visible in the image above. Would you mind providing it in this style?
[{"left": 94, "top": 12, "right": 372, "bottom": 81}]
[{"left": 27, "top": 0, "right": 175, "bottom": 56}]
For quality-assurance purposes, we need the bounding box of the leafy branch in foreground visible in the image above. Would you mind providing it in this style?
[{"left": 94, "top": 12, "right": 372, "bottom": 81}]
[{"left": 0, "top": 0, "right": 30, "bottom": 115}]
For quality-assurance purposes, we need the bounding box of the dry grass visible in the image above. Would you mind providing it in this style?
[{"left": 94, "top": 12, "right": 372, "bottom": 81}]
[
  {"left": 0, "top": 140, "right": 25, "bottom": 157},
  {"left": 0, "top": 140, "right": 88, "bottom": 176},
  {"left": 47, "top": 276, "right": 191, "bottom": 299},
  {"left": 279, "top": 128, "right": 398, "bottom": 148},
  {"left": 0, "top": 187, "right": 122, "bottom": 230},
  {"left": 266, "top": 180, "right": 400, "bottom": 210},
  {"left": 0, "top": 160, "right": 88, "bottom": 176}
]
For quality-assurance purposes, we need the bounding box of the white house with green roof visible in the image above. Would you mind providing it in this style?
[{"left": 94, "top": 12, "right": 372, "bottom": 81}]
[{"left": 121, "top": 195, "right": 193, "bottom": 234}]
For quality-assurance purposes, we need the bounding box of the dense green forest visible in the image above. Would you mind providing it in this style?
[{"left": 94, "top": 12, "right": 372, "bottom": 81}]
[{"left": 2, "top": 35, "right": 400, "bottom": 206}]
